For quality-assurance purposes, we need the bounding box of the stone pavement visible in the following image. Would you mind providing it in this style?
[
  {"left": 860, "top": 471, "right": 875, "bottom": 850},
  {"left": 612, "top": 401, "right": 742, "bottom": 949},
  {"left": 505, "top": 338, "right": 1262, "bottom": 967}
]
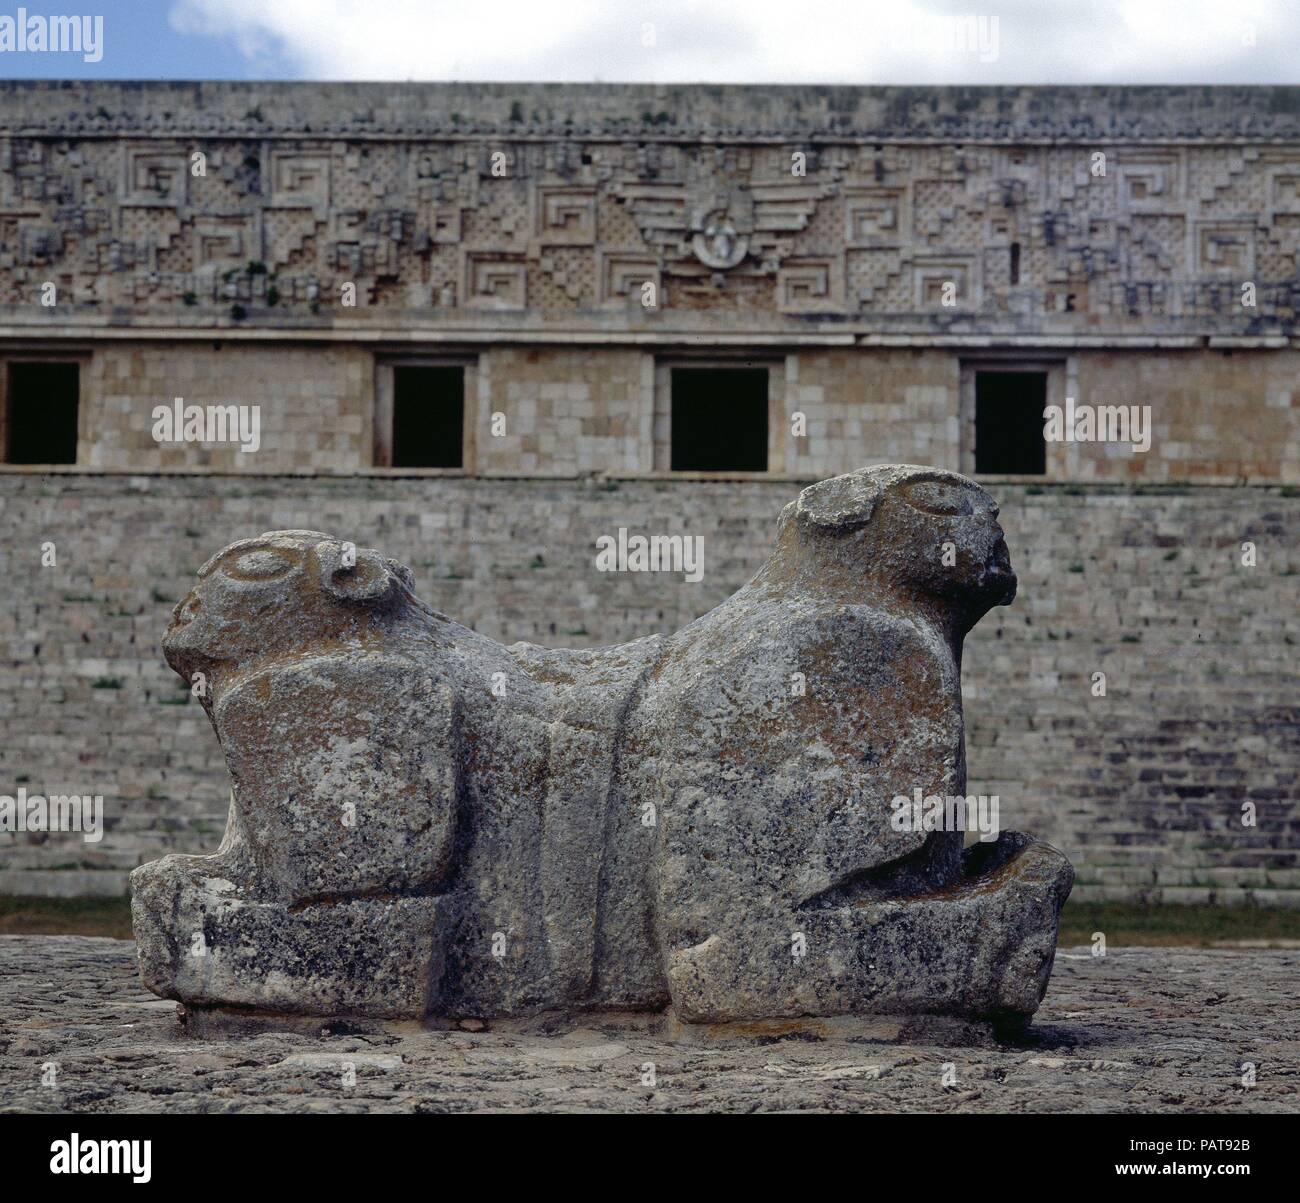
[{"left": 0, "top": 936, "right": 1295, "bottom": 1113}]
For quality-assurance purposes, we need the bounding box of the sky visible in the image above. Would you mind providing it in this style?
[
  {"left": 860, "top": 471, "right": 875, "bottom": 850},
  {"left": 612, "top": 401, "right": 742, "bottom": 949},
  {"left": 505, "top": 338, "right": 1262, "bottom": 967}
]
[{"left": 0, "top": 0, "right": 1296, "bottom": 84}]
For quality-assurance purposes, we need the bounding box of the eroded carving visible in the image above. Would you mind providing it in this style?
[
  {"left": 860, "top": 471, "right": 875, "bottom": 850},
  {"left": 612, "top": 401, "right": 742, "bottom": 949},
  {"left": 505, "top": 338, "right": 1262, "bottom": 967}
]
[
  {"left": 2, "top": 88, "right": 1296, "bottom": 327},
  {"left": 130, "top": 465, "right": 1074, "bottom": 1024}
]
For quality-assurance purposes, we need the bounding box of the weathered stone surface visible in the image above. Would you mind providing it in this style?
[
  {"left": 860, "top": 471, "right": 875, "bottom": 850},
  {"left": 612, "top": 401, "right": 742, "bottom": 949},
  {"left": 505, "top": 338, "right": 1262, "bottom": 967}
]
[
  {"left": 131, "top": 464, "right": 1073, "bottom": 1023},
  {"left": 4, "top": 83, "right": 1300, "bottom": 345},
  {"left": 2, "top": 936, "right": 1295, "bottom": 1114},
  {"left": 131, "top": 863, "right": 446, "bottom": 1018}
]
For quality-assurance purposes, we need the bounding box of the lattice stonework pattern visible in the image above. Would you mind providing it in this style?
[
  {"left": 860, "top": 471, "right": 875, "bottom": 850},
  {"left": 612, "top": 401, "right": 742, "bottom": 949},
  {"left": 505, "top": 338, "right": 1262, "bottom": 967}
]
[{"left": 0, "top": 83, "right": 1298, "bottom": 330}]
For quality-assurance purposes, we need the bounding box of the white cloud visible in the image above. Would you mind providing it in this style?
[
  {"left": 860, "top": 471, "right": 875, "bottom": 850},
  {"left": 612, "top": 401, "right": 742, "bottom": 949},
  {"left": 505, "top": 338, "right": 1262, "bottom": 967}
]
[{"left": 168, "top": 0, "right": 1297, "bottom": 83}]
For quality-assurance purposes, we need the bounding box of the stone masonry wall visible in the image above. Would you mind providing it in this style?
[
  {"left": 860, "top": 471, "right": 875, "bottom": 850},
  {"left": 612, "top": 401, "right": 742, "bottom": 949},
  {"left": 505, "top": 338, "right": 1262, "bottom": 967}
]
[
  {"left": 82, "top": 342, "right": 371, "bottom": 473},
  {"left": 0, "top": 474, "right": 1295, "bottom": 905},
  {"left": 477, "top": 347, "right": 648, "bottom": 476},
  {"left": 0, "top": 82, "right": 1297, "bottom": 909},
  {"left": 4, "top": 341, "right": 1299, "bottom": 482}
]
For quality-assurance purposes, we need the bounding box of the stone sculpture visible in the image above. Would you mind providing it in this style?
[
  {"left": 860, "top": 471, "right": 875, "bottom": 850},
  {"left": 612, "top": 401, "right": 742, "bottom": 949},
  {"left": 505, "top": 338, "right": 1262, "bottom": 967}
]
[{"left": 132, "top": 464, "right": 1073, "bottom": 1026}]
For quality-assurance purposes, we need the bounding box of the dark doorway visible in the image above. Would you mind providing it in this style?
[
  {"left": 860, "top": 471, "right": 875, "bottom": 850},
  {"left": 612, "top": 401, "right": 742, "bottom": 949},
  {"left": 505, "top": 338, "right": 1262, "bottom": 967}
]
[
  {"left": 671, "top": 367, "right": 768, "bottom": 472},
  {"left": 974, "top": 370, "right": 1047, "bottom": 475},
  {"left": 5, "top": 362, "right": 79, "bottom": 464},
  {"left": 391, "top": 365, "right": 464, "bottom": 468}
]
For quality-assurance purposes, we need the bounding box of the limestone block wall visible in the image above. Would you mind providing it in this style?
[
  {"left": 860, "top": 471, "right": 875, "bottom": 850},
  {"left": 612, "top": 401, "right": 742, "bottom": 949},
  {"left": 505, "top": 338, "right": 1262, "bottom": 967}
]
[
  {"left": 79, "top": 342, "right": 371, "bottom": 473},
  {"left": 0, "top": 474, "right": 1295, "bottom": 905},
  {"left": 782, "top": 350, "right": 957, "bottom": 476},
  {"left": 6, "top": 342, "right": 1300, "bottom": 483},
  {"left": 1072, "top": 350, "right": 1300, "bottom": 482},
  {"left": 476, "top": 347, "right": 648, "bottom": 476},
  {"left": 1, "top": 80, "right": 1296, "bottom": 911}
]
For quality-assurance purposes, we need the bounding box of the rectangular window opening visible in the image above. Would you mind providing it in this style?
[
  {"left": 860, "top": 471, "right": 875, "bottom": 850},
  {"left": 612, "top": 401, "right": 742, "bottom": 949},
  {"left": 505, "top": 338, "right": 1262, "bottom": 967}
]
[
  {"left": 974, "top": 369, "right": 1047, "bottom": 475},
  {"left": 670, "top": 366, "right": 768, "bottom": 472},
  {"left": 390, "top": 365, "right": 464, "bottom": 468},
  {"left": 5, "top": 361, "right": 79, "bottom": 464}
]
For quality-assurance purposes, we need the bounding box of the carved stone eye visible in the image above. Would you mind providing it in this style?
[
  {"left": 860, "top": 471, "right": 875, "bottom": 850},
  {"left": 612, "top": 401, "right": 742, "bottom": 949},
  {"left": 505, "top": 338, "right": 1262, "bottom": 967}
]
[
  {"left": 898, "top": 481, "right": 974, "bottom": 517},
  {"left": 226, "top": 549, "right": 297, "bottom": 581}
]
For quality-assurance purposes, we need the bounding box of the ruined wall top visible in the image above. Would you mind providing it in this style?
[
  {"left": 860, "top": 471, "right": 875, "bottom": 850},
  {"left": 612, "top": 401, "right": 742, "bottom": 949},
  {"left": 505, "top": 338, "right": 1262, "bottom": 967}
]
[{"left": 1, "top": 82, "right": 1298, "bottom": 142}]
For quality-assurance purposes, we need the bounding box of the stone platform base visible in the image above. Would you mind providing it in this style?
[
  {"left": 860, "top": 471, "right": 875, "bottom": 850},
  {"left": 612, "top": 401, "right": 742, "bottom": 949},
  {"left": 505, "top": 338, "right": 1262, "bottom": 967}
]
[
  {"left": 175, "top": 1002, "right": 1007, "bottom": 1048},
  {"left": 1, "top": 936, "right": 1296, "bottom": 1114}
]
